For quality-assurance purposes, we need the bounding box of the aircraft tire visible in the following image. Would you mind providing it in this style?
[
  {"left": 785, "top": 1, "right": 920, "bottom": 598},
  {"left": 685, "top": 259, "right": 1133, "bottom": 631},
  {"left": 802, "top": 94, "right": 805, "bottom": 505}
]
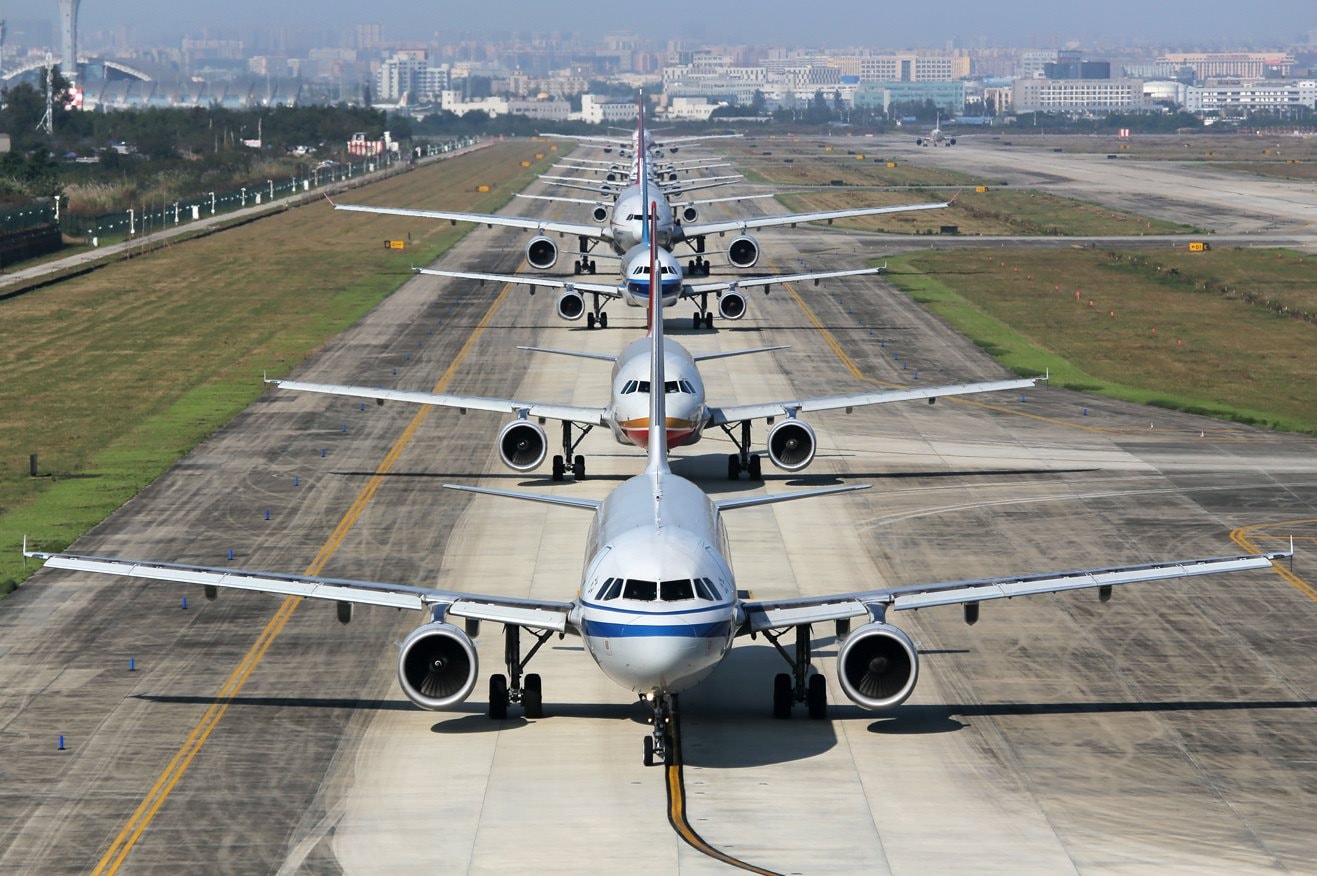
[
  {"left": 523, "top": 673, "right": 543, "bottom": 718},
  {"left": 807, "top": 674, "right": 827, "bottom": 720},
  {"left": 489, "top": 675, "right": 509, "bottom": 720},
  {"left": 587, "top": 312, "right": 596, "bottom": 329},
  {"left": 598, "top": 312, "right": 608, "bottom": 329},
  {"left": 643, "top": 735, "right": 655, "bottom": 767},
  {"left": 703, "top": 312, "right": 714, "bottom": 329},
  {"left": 772, "top": 673, "right": 792, "bottom": 719},
  {"left": 748, "top": 455, "right": 762, "bottom": 481},
  {"left": 552, "top": 455, "right": 565, "bottom": 481},
  {"left": 727, "top": 455, "right": 741, "bottom": 481},
  {"left": 573, "top": 455, "right": 586, "bottom": 480}
]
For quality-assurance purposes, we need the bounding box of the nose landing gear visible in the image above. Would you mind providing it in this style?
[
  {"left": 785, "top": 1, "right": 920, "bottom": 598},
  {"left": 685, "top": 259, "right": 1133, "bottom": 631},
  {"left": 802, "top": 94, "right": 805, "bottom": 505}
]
[{"left": 642, "top": 692, "right": 677, "bottom": 766}]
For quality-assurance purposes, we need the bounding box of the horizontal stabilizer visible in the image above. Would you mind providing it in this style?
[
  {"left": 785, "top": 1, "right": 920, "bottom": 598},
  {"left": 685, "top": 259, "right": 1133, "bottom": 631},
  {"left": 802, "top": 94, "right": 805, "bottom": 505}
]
[
  {"left": 444, "top": 483, "right": 601, "bottom": 511},
  {"left": 716, "top": 483, "right": 869, "bottom": 512}
]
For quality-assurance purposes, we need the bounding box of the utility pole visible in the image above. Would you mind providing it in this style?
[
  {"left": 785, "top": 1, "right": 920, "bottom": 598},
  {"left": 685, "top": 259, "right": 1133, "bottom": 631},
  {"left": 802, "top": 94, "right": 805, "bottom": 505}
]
[{"left": 39, "top": 53, "right": 54, "bottom": 136}]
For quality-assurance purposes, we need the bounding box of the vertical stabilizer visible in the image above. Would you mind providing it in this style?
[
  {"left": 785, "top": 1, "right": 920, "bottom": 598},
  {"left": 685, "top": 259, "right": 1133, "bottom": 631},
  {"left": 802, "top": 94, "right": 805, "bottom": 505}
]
[{"left": 644, "top": 203, "right": 669, "bottom": 477}]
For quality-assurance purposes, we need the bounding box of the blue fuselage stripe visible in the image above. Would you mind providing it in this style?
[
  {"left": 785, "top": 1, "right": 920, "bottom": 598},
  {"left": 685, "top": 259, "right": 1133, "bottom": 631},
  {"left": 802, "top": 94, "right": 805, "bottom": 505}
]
[{"left": 582, "top": 619, "right": 733, "bottom": 639}]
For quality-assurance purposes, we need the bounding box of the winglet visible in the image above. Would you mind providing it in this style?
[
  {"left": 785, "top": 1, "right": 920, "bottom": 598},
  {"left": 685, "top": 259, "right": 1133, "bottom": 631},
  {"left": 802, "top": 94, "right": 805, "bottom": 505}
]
[
  {"left": 324, "top": 194, "right": 337, "bottom": 207},
  {"left": 946, "top": 189, "right": 962, "bottom": 206}
]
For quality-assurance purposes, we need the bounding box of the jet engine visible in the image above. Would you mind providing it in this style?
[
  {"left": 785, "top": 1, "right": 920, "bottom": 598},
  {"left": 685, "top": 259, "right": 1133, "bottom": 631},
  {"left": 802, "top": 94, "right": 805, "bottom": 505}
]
[
  {"left": 727, "top": 235, "right": 760, "bottom": 268},
  {"left": 717, "top": 289, "right": 747, "bottom": 321},
  {"left": 681, "top": 205, "right": 699, "bottom": 223},
  {"left": 556, "top": 289, "right": 585, "bottom": 321},
  {"left": 916, "top": 138, "right": 926, "bottom": 146},
  {"left": 836, "top": 622, "right": 919, "bottom": 709},
  {"left": 397, "top": 621, "right": 479, "bottom": 710},
  {"left": 527, "top": 236, "right": 558, "bottom": 270},
  {"left": 605, "top": 172, "right": 618, "bottom": 182},
  {"left": 766, "top": 419, "right": 816, "bottom": 471},
  {"left": 592, "top": 205, "right": 609, "bottom": 223},
  {"left": 947, "top": 138, "right": 957, "bottom": 146},
  {"left": 498, "top": 420, "right": 548, "bottom": 472}
]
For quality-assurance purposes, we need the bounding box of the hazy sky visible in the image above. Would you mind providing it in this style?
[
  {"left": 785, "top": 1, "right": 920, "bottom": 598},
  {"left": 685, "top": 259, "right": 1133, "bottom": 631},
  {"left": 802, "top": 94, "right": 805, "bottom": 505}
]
[{"left": 59, "top": 1, "right": 1317, "bottom": 48}]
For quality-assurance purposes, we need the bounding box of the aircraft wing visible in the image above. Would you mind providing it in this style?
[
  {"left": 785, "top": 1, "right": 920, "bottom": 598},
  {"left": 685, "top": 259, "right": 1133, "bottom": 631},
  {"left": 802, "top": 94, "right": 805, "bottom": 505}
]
[
  {"left": 741, "top": 549, "right": 1292, "bottom": 633},
  {"left": 515, "top": 193, "right": 608, "bottom": 208},
  {"left": 660, "top": 176, "right": 743, "bottom": 194},
  {"left": 682, "top": 266, "right": 882, "bottom": 299},
  {"left": 682, "top": 200, "right": 950, "bottom": 237},
  {"left": 333, "top": 203, "right": 604, "bottom": 239},
  {"left": 685, "top": 193, "right": 776, "bottom": 207},
  {"left": 23, "top": 549, "right": 576, "bottom": 632},
  {"left": 708, "top": 377, "right": 1042, "bottom": 426},
  {"left": 415, "top": 267, "right": 625, "bottom": 300},
  {"left": 267, "top": 379, "right": 607, "bottom": 426}
]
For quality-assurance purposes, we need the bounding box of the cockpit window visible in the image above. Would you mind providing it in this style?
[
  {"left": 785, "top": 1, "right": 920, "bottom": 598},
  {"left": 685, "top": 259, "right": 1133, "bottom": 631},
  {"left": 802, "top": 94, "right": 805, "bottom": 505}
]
[
  {"left": 623, "top": 579, "right": 657, "bottom": 601},
  {"left": 692, "top": 578, "right": 714, "bottom": 600},
  {"left": 660, "top": 579, "right": 695, "bottom": 601},
  {"left": 636, "top": 380, "right": 650, "bottom": 394},
  {"left": 599, "top": 577, "right": 624, "bottom": 601}
]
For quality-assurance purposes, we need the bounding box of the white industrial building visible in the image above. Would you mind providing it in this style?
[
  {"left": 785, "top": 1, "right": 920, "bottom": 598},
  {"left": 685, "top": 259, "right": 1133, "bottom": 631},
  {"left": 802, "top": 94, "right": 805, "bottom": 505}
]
[
  {"left": 1186, "top": 80, "right": 1317, "bottom": 115},
  {"left": 1012, "top": 78, "right": 1148, "bottom": 113}
]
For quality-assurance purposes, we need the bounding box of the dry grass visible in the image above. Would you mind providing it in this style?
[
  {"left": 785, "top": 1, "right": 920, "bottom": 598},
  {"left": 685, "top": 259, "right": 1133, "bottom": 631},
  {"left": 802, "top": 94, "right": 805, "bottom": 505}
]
[
  {"left": 0, "top": 140, "right": 558, "bottom": 592},
  {"left": 883, "top": 247, "right": 1317, "bottom": 431}
]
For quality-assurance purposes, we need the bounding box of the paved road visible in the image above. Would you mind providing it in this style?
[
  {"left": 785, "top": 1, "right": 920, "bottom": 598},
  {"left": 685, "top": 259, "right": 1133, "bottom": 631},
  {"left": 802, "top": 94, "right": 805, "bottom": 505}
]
[{"left": 0, "top": 143, "right": 1314, "bottom": 875}]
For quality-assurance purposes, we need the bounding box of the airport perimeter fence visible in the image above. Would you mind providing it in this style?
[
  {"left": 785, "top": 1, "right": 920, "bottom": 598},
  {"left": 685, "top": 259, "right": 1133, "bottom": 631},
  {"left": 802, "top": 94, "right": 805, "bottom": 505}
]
[
  {"left": 0, "top": 201, "right": 59, "bottom": 235},
  {"left": 1, "top": 137, "right": 476, "bottom": 244}
]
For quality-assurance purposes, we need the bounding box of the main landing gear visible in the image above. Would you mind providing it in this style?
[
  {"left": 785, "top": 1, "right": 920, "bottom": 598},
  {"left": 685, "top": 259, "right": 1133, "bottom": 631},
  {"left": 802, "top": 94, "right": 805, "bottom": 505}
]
[
  {"left": 686, "top": 256, "right": 711, "bottom": 277},
  {"left": 642, "top": 692, "right": 676, "bottom": 766},
  {"left": 550, "top": 420, "right": 594, "bottom": 482},
  {"left": 690, "top": 292, "right": 715, "bottom": 331},
  {"left": 762, "top": 623, "right": 828, "bottom": 720},
  {"left": 573, "top": 258, "right": 598, "bottom": 275},
  {"left": 487, "top": 623, "right": 556, "bottom": 720},
  {"left": 722, "top": 419, "right": 762, "bottom": 481}
]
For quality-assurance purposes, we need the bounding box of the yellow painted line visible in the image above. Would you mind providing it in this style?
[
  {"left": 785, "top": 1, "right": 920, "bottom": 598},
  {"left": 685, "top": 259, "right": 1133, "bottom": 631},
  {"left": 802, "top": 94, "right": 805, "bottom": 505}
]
[
  {"left": 1231, "top": 519, "right": 1317, "bottom": 602},
  {"left": 664, "top": 710, "right": 783, "bottom": 876},
  {"left": 93, "top": 279, "right": 516, "bottom": 875}
]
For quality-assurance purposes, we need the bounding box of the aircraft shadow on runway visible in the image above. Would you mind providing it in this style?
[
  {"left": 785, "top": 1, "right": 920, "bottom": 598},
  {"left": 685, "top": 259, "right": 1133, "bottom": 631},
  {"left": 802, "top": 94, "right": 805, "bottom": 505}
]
[{"left": 330, "top": 465, "right": 1087, "bottom": 490}]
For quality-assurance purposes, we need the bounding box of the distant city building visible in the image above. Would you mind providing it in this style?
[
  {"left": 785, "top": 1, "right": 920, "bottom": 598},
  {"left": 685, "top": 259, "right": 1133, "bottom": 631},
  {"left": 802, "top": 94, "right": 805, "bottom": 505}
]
[
  {"left": 1045, "top": 50, "right": 1110, "bottom": 80},
  {"left": 830, "top": 53, "right": 967, "bottom": 83},
  {"left": 355, "top": 24, "right": 384, "bottom": 53},
  {"left": 1186, "top": 79, "right": 1317, "bottom": 114},
  {"left": 854, "top": 80, "right": 966, "bottom": 113},
  {"left": 1017, "top": 50, "right": 1057, "bottom": 79},
  {"left": 581, "top": 92, "right": 637, "bottom": 124},
  {"left": 1158, "top": 52, "right": 1295, "bottom": 80},
  {"left": 377, "top": 51, "right": 449, "bottom": 104},
  {"left": 1012, "top": 78, "right": 1148, "bottom": 113}
]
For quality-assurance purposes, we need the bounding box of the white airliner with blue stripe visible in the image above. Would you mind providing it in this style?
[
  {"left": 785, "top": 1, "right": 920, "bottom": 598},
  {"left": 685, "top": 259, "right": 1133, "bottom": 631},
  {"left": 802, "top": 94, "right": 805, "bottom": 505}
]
[{"left": 21, "top": 205, "right": 1293, "bottom": 768}]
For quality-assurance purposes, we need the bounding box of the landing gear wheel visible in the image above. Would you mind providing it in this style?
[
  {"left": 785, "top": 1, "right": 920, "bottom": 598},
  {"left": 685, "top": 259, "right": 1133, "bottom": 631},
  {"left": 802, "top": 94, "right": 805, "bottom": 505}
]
[
  {"left": 598, "top": 311, "right": 608, "bottom": 329},
  {"left": 588, "top": 260, "right": 597, "bottom": 274},
  {"left": 573, "top": 259, "right": 582, "bottom": 275},
  {"left": 551, "top": 455, "right": 565, "bottom": 482},
  {"left": 703, "top": 312, "right": 714, "bottom": 329},
  {"left": 748, "top": 455, "right": 762, "bottom": 481},
  {"left": 489, "top": 674, "right": 509, "bottom": 720},
  {"left": 807, "top": 674, "right": 827, "bottom": 720},
  {"left": 727, "top": 454, "right": 741, "bottom": 481},
  {"left": 586, "top": 312, "right": 596, "bottom": 329},
  {"left": 572, "top": 455, "right": 586, "bottom": 480},
  {"left": 692, "top": 314, "right": 702, "bottom": 330},
  {"left": 772, "top": 672, "right": 793, "bottom": 719},
  {"left": 523, "top": 673, "right": 543, "bottom": 719},
  {"left": 643, "top": 735, "right": 656, "bottom": 767}
]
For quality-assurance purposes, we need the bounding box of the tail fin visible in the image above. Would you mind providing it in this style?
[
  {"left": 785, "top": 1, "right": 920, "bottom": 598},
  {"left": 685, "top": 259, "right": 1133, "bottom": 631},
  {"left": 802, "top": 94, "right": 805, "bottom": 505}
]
[
  {"left": 640, "top": 94, "right": 651, "bottom": 250},
  {"left": 644, "top": 201, "right": 669, "bottom": 476},
  {"left": 634, "top": 89, "right": 646, "bottom": 186}
]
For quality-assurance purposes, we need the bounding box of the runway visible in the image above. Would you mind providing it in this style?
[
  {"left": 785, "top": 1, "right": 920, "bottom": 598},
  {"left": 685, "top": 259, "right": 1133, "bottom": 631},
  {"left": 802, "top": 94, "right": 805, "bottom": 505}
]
[{"left": 1, "top": 140, "right": 1315, "bottom": 874}]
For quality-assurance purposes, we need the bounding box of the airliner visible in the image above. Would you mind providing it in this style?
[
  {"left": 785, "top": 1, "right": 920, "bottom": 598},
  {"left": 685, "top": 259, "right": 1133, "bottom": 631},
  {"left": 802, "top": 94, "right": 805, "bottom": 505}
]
[
  {"left": 332, "top": 93, "right": 950, "bottom": 277},
  {"left": 916, "top": 113, "right": 956, "bottom": 147},
  {"left": 24, "top": 212, "right": 1292, "bottom": 767},
  {"left": 268, "top": 329, "right": 1040, "bottom": 482},
  {"left": 413, "top": 239, "right": 881, "bottom": 329}
]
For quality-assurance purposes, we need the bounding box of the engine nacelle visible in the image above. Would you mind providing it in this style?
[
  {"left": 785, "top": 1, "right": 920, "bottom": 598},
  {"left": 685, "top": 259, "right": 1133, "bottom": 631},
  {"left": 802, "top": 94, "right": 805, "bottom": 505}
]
[
  {"left": 605, "top": 172, "right": 618, "bottom": 182},
  {"left": 497, "top": 420, "right": 547, "bottom": 472},
  {"left": 916, "top": 138, "right": 926, "bottom": 146},
  {"left": 718, "top": 289, "right": 747, "bottom": 321},
  {"left": 837, "top": 622, "right": 919, "bottom": 710},
  {"left": 592, "top": 205, "right": 609, "bottom": 223},
  {"left": 527, "top": 235, "right": 558, "bottom": 270},
  {"left": 681, "top": 205, "right": 699, "bottom": 223},
  {"left": 727, "top": 234, "right": 760, "bottom": 269},
  {"left": 397, "top": 621, "right": 479, "bottom": 710},
  {"left": 556, "top": 289, "right": 585, "bottom": 321},
  {"left": 948, "top": 138, "right": 957, "bottom": 146},
  {"left": 766, "top": 419, "right": 816, "bottom": 471}
]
